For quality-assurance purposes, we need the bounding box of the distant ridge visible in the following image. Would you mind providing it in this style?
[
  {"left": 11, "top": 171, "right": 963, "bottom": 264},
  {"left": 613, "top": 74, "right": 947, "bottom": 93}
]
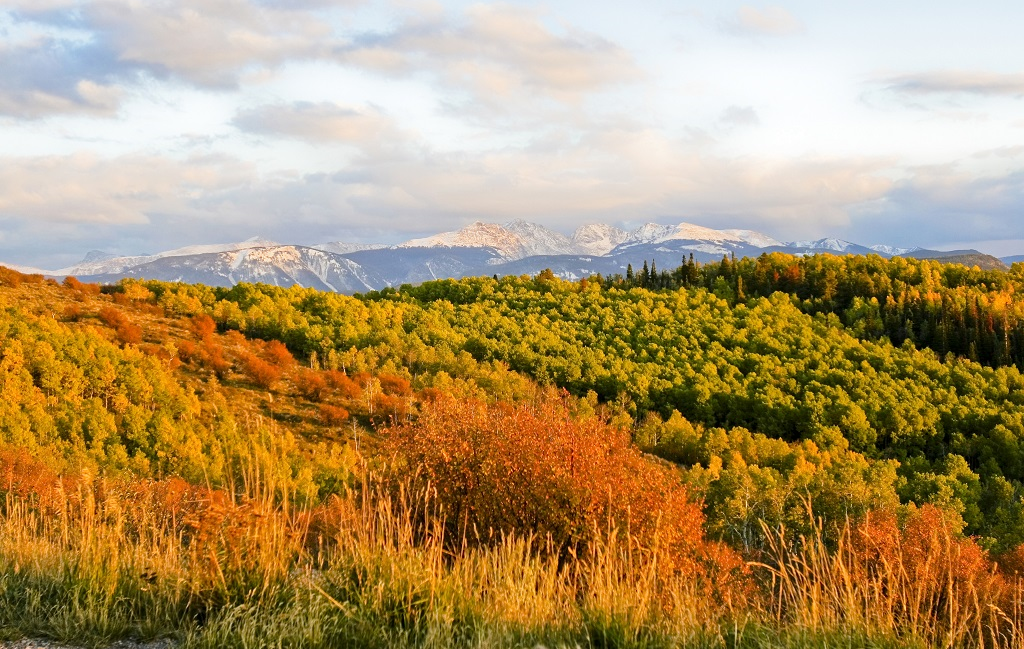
[
  {"left": 903, "top": 249, "right": 1008, "bottom": 271},
  {"left": 6, "top": 221, "right": 1019, "bottom": 294}
]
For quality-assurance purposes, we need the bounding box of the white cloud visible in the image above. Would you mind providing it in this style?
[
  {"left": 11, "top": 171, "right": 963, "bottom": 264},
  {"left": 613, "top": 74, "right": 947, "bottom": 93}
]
[
  {"left": 722, "top": 6, "right": 803, "bottom": 37},
  {"left": 0, "top": 80, "right": 122, "bottom": 119},
  {"left": 0, "top": 153, "right": 253, "bottom": 225},
  {"left": 882, "top": 70, "right": 1024, "bottom": 98},
  {"left": 233, "top": 102, "right": 399, "bottom": 144},
  {"left": 849, "top": 164, "right": 1024, "bottom": 247},
  {"left": 84, "top": 0, "right": 335, "bottom": 87},
  {"left": 719, "top": 105, "right": 759, "bottom": 127},
  {"left": 339, "top": 4, "right": 639, "bottom": 106},
  {"left": 0, "top": 36, "right": 127, "bottom": 118}
]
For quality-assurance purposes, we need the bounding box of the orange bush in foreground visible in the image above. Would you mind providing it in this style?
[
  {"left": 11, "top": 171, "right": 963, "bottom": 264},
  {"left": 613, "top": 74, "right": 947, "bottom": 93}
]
[{"left": 383, "top": 392, "right": 743, "bottom": 581}]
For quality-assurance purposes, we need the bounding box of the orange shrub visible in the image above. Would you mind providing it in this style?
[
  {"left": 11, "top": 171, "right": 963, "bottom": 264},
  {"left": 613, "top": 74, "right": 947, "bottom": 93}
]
[
  {"left": 263, "top": 340, "right": 294, "bottom": 367},
  {"left": 97, "top": 305, "right": 124, "bottom": 328},
  {"left": 98, "top": 305, "right": 143, "bottom": 345},
  {"left": 191, "top": 314, "right": 217, "bottom": 340},
  {"left": 296, "top": 370, "right": 328, "bottom": 401},
  {"left": 243, "top": 353, "right": 281, "bottom": 389},
  {"left": 0, "top": 266, "right": 23, "bottom": 288},
  {"left": 383, "top": 392, "right": 739, "bottom": 579},
  {"left": 62, "top": 275, "right": 101, "bottom": 295},
  {"left": 378, "top": 373, "right": 412, "bottom": 396},
  {"left": 996, "top": 544, "right": 1024, "bottom": 578},
  {"left": 371, "top": 392, "right": 409, "bottom": 424},
  {"left": 848, "top": 504, "right": 1003, "bottom": 629},
  {"left": 319, "top": 403, "right": 350, "bottom": 426},
  {"left": 325, "top": 370, "right": 362, "bottom": 400},
  {"left": 200, "top": 339, "right": 232, "bottom": 378},
  {"left": 118, "top": 321, "right": 143, "bottom": 345},
  {"left": 0, "top": 449, "right": 69, "bottom": 513},
  {"left": 177, "top": 339, "right": 198, "bottom": 363},
  {"left": 853, "top": 505, "right": 992, "bottom": 586}
]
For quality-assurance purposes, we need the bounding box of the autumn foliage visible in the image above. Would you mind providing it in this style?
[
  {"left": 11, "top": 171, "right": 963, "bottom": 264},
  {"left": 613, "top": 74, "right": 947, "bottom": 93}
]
[
  {"left": 98, "top": 305, "right": 143, "bottom": 345},
  {"left": 242, "top": 354, "right": 281, "bottom": 389},
  {"left": 384, "top": 392, "right": 741, "bottom": 580}
]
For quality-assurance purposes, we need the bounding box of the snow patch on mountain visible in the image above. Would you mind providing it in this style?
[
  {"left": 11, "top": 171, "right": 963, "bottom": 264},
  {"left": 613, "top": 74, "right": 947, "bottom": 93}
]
[
  {"left": 679, "top": 243, "right": 733, "bottom": 255},
  {"left": 399, "top": 220, "right": 582, "bottom": 259},
  {"left": 53, "top": 237, "right": 280, "bottom": 277},
  {"left": 618, "top": 222, "right": 760, "bottom": 250},
  {"left": 719, "top": 229, "right": 783, "bottom": 248},
  {"left": 788, "top": 238, "right": 856, "bottom": 252},
  {"left": 399, "top": 221, "right": 526, "bottom": 258},
  {"left": 664, "top": 223, "right": 742, "bottom": 243},
  {"left": 870, "top": 244, "right": 920, "bottom": 256},
  {"left": 160, "top": 237, "right": 278, "bottom": 259},
  {"left": 623, "top": 223, "right": 678, "bottom": 246},
  {"left": 313, "top": 241, "right": 389, "bottom": 255},
  {"left": 503, "top": 220, "right": 579, "bottom": 257},
  {"left": 572, "top": 224, "right": 628, "bottom": 256}
]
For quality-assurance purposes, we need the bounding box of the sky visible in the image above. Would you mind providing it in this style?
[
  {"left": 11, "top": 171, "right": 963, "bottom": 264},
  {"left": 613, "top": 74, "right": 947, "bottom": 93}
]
[{"left": 1, "top": 0, "right": 1023, "bottom": 268}]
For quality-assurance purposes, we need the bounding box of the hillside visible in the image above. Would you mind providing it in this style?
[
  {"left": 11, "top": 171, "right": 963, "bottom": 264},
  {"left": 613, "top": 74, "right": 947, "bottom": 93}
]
[{"left": 3, "top": 260, "right": 1024, "bottom": 647}]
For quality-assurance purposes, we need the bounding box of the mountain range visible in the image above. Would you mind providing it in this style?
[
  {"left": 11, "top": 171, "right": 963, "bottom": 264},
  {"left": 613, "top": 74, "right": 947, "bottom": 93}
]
[{"left": 6, "top": 221, "right": 1012, "bottom": 294}]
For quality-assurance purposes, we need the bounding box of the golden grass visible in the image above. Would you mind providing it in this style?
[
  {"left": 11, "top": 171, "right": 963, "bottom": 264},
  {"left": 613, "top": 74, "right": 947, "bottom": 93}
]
[{"left": 2, "top": 456, "right": 1023, "bottom": 648}]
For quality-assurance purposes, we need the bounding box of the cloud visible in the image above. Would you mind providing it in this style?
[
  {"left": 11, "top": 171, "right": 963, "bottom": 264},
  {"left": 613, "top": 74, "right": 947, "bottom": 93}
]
[
  {"left": 881, "top": 71, "right": 1024, "bottom": 98},
  {"left": 339, "top": 4, "right": 639, "bottom": 106},
  {"left": 721, "top": 6, "right": 803, "bottom": 37},
  {"left": 256, "top": 123, "right": 893, "bottom": 238},
  {"left": 83, "top": 0, "right": 334, "bottom": 88},
  {"left": 5, "top": 0, "right": 342, "bottom": 94},
  {"left": 0, "top": 38, "right": 125, "bottom": 118},
  {"left": 233, "top": 102, "right": 398, "bottom": 144},
  {"left": 0, "top": 153, "right": 253, "bottom": 225},
  {"left": 719, "top": 105, "right": 760, "bottom": 127},
  {"left": 4, "top": 1, "right": 635, "bottom": 120},
  {"left": 848, "top": 165, "right": 1024, "bottom": 247}
]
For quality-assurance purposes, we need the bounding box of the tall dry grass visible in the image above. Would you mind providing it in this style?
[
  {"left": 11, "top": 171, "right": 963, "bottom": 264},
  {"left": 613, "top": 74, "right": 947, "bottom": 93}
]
[
  {"left": 759, "top": 506, "right": 1024, "bottom": 648},
  {"left": 2, "top": 447, "right": 1024, "bottom": 648},
  {"left": 0, "top": 450, "right": 740, "bottom": 648}
]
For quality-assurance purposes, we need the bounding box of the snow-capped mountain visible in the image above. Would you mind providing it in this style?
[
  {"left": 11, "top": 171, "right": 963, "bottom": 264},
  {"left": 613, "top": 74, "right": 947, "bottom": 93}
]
[
  {"left": 7, "top": 219, "right": 997, "bottom": 295},
  {"left": 870, "top": 244, "right": 920, "bottom": 256},
  {"left": 312, "top": 241, "right": 389, "bottom": 255},
  {"left": 502, "top": 220, "right": 580, "bottom": 257},
  {"left": 53, "top": 236, "right": 280, "bottom": 277},
  {"left": 399, "top": 221, "right": 526, "bottom": 258},
  {"left": 81, "top": 245, "right": 383, "bottom": 293},
  {"left": 720, "top": 229, "right": 784, "bottom": 248},
  {"left": 571, "top": 224, "right": 628, "bottom": 255},
  {"left": 398, "top": 220, "right": 580, "bottom": 260},
  {"left": 787, "top": 238, "right": 857, "bottom": 252},
  {"left": 621, "top": 223, "right": 678, "bottom": 246},
  {"left": 615, "top": 222, "right": 781, "bottom": 250}
]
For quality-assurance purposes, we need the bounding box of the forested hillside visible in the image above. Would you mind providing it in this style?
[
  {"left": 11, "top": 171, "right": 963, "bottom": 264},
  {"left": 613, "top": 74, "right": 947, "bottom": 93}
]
[{"left": 3, "top": 256, "right": 1024, "bottom": 647}]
